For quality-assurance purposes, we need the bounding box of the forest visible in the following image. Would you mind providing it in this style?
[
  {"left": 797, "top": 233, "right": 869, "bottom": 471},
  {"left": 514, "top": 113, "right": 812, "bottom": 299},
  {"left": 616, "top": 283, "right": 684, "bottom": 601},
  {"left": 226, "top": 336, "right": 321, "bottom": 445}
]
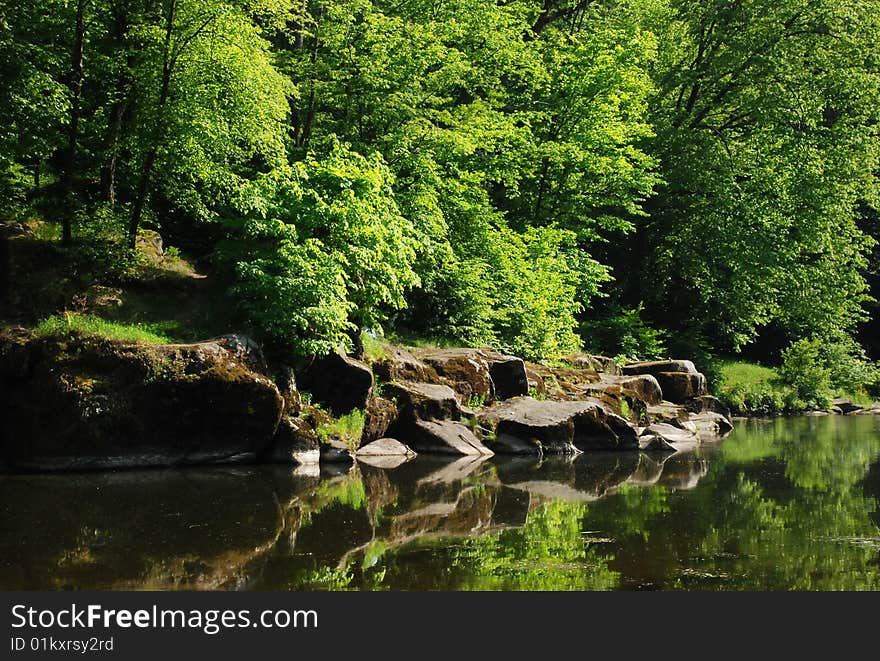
[{"left": 2, "top": 0, "right": 880, "bottom": 406}]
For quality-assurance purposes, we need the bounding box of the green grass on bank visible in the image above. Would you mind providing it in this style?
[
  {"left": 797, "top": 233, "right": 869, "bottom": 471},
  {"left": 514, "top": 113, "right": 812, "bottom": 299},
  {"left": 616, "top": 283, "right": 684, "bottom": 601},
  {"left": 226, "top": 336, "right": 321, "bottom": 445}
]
[
  {"left": 32, "top": 313, "right": 173, "bottom": 344},
  {"left": 718, "top": 360, "right": 778, "bottom": 387},
  {"left": 716, "top": 358, "right": 877, "bottom": 414},
  {"left": 714, "top": 360, "right": 791, "bottom": 415}
]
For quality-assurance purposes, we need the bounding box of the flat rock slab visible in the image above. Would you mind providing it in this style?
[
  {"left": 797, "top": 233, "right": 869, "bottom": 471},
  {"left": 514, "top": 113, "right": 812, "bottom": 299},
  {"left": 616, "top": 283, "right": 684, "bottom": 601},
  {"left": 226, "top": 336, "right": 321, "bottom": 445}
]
[
  {"left": 404, "top": 420, "right": 494, "bottom": 456},
  {"left": 623, "top": 359, "right": 699, "bottom": 377},
  {"left": 691, "top": 411, "right": 734, "bottom": 436},
  {"left": 479, "top": 397, "right": 638, "bottom": 454},
  {"left": 643, "top": 422, "right": 700, "bottom": 448},
  {"left": 357, "top": 438, "right": 417, "bottom": 457},
  {"left": 832, "top": 398, "right": 864, "bottom": 415}
]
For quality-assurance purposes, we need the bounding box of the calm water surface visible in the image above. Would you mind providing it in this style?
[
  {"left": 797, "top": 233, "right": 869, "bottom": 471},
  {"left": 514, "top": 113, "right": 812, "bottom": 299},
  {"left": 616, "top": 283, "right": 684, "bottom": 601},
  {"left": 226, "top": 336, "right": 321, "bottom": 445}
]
[{"left": 2, "top": 415, "right": 880, "bottom": 590}]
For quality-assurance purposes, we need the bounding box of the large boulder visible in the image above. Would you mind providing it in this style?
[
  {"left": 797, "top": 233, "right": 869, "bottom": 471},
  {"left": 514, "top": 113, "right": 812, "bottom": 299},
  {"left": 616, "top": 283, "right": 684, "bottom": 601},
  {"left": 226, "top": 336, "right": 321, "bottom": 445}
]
[
  {"left": 582, "top": 373, "right": 663, "bottom": 406},
  {"left": 484, "top": 352, "right": 529, "bottom": 400},
  {"left": 297, "top": 349, "right": 374, "bottom": 416},
  {"left": 401, "top": 420, "right": 494, "bottom": 456},
  {"left": 264, "top": 415, "right": 320, "bottom": 465},
  {"left": 371, "top": 346, "right": 440, "bottom": 383},
  {"left": 478, "top": 397, "right": 638, "bottom": 455},
  {"left": 361, "top": 396, "right": 400, "bottom": 445},
  {"left": 1, "top": 331, "right": 284, "bottom": 471},
  {"left": 415, "top": 349, "right": 495, "bottom": 403},
  {"left": 385, "top": 381, "right": 461, "bottom": 421},
  {"left": 622, "top": 359, "right": 707, "bottom": 404},
  {"left": 655, "top": 371, "right": 707, "bottom": 403}
]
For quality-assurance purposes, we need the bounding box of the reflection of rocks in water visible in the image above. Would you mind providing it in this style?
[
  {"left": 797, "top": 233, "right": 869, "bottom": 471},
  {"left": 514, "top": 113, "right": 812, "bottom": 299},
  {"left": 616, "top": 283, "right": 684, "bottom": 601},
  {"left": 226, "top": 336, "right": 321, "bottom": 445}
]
[
  {"left": 1, "top": 444, "right": 723, "bottom": 590},
  {"left": 573, "top": 452, "right": 639, "bottom": 497},
  {"left": 625, "top": 449, "right": 713, "bottom": 491},
  {"left": 655, "top": 451, "right": 709, "bottom": 490},
  {"left": 492, "top": 453, "right": 638, "bottom": 504},
  {"left": 0, "top": 467, "right": 320, "bottom": 590},
  {"left": 628, "top": 453, "right": 666, "bottom": 487},
  {"left": 359, "top": 464, "right": 400, "bottom": 525}
]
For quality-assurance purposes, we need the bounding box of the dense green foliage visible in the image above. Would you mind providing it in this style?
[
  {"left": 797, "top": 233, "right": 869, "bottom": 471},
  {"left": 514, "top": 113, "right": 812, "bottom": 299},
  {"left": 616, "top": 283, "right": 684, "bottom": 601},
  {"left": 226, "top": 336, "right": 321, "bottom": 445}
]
[{"left": 2, "top": 0, "right": 879, "bottom": 369}]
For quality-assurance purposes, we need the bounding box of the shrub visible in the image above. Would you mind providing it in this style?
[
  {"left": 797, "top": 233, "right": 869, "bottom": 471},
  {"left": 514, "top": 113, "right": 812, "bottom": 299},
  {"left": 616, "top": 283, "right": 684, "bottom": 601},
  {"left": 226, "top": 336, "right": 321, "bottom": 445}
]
[{"left": 779, "top": 338, "right": 832, "bottom": 403}]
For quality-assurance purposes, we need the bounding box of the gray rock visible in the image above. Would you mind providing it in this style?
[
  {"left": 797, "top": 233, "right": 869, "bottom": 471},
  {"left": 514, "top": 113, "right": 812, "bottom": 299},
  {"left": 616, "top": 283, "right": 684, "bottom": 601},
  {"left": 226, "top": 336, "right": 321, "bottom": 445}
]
[
  {"left": 643, "top": 422, "right": 700, "bottom": 448},
  {"left": 486, "top": 354, "right": 530, "bottom": 400},
  {"left": 479, "top": 397, "right": 638, "bottom": 454},
  {"left": 622, "top": 360, "right": 707, "bottom": 404},
  {"left": 691, "top": 411, "right": 734, "bottom": 436},
  {"left": 654, "top": 371, "right": 707, "bottom": 403},
  {"left": 371, "top": 346, "right": 440, "bottom": 383},
  {"left": 832, "top": 398, "right": 863, "bottom": 415},
  {"left": 416, "top": 349, "right": 495, "bottom": 402},
  {"left": 356, "top": 438, "right": 416, "bottom": 457},
  {"left": 385, "top": 381, "right": 461, "bottom": 421},
  {"left": 583, "top": 373, "right": 663, "bottom": 405},
  {"left": 298, "top": 349, "right": 374, "bottom": 416},
  {"left": 623, "top": 359, "right": 699, "bottom": 376},
  {"left": 403, "top": 420, "right": 494, "bottom": 456},
  {"left": 361, "top": 396, "right": 399, "bottom": 444},
  {"left": 265, "top": 415, "right": 320, "bottom": 465}
]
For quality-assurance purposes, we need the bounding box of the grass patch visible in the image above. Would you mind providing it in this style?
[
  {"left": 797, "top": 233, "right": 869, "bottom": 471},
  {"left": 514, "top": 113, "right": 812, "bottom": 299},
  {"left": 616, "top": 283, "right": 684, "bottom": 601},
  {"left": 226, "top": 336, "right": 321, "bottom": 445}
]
[
  {"left": 718, "top": 360, "right": 778, "bottom": 387},
  {"left": 33, "top": 313, "right": 173, "bottom": 344},
  {"left": 315, "top": 409, "right": 366, "bottom": 450},
  {"left": 361, "top": 332, "right": 392, "bottom": 363},
  {"left": 715, "top": 359, "right": 830, "bottom": 415}
]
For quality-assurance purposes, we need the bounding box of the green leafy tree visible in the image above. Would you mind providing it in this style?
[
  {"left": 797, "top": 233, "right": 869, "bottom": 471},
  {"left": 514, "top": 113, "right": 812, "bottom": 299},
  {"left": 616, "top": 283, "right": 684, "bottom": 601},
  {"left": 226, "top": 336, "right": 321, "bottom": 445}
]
[{"left": 227, "top": 143, "right": 419, "bottom": 357}]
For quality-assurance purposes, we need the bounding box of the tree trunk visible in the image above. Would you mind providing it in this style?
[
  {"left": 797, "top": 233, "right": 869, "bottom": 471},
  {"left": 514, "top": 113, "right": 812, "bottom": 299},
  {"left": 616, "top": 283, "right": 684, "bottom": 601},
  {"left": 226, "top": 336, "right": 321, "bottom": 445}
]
[
  {"left": 60, "top": 0, "right": 88, "bottom": 246},
  {"left": 127, "top": 0, "right": 176, "bottom": 249},
  {"left": 104, "top": 2, "right": 132, "bottom": 207}
]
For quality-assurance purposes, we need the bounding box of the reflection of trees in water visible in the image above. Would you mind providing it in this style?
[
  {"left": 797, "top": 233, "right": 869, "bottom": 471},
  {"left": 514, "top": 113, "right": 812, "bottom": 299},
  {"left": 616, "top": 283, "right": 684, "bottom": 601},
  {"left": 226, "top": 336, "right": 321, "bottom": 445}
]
[
  {"left": 2, "top": 415, "right": 879, "bottom": 590},
  {"left": 581, "top": 416, "right": 880, "bottom": 590}
]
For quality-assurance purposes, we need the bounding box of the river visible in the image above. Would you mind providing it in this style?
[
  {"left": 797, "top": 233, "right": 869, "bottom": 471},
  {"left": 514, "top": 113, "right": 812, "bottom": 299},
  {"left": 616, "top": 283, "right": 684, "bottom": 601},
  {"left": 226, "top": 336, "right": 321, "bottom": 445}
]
[{"left": 2, "top": 415, "right": 879, "bottom": 590}]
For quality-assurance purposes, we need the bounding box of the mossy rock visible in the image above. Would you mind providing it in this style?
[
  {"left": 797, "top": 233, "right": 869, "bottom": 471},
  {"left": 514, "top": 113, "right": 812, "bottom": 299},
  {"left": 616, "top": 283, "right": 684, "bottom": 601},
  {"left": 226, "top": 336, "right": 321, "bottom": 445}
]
[{"left": 1, "top": 330, "right": 283, "bottom": 470}]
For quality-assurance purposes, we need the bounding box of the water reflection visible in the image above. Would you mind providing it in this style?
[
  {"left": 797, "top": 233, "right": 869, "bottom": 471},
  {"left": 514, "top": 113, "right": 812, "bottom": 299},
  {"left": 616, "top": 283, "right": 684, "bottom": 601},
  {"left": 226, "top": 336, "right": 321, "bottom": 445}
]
[{"left": 1, "top": 415, "right": 879, "bottom": 590}]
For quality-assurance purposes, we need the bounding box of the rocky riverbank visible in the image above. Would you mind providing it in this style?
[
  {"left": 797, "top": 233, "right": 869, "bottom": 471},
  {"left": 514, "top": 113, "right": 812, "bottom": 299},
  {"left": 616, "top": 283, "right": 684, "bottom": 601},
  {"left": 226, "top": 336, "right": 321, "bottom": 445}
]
[{"left": 1, "top": 328, "right": 737, "bottom": 472}]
